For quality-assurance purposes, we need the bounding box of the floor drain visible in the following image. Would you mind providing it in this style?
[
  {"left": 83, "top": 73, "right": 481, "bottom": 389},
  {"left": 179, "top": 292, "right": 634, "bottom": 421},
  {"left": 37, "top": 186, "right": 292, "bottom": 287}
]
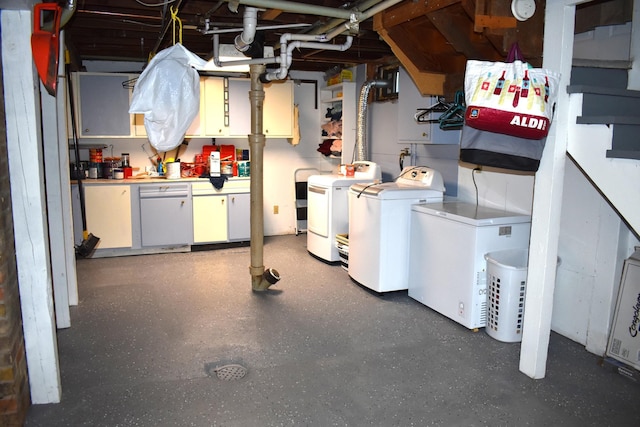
[{"left": 213, "top": 364, "right": 247, "bottom": 381}]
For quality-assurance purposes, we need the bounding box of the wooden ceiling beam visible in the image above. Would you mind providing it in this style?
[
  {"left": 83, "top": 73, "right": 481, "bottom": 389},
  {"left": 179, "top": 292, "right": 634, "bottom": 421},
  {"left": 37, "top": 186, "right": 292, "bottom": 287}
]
[
  {"left": 427, "top": 7, "right": 503, "bottom": 61},
  {"left": 376, "top": 0, "right": 461, "bottom": 29},
  {"left": 261, "top": 9, "right": 283, "bottom": 20}
]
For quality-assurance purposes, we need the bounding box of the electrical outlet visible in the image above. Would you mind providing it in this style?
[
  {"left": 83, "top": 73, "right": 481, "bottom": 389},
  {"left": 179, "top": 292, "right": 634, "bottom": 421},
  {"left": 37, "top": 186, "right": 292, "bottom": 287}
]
[{"left": 273, "top": 205, "right": 279, "bottom": 214}]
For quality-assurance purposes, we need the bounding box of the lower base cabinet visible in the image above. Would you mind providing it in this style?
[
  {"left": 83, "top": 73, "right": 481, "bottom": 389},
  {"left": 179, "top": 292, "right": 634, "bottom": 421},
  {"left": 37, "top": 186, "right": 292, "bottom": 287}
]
[
  {"left": 73, "top": 180, "right": 250, "bottom": 255},
  {"left": 191, "top": 181, "right": 250, "bottom": 244},
  {"left": 228, "top": 193, "right": 250, "bottom": 241},
  {"left": 84, "top": 185, "right": 133, "bottom": 249},
  {"left": 139, "top": 184, "right": 192, "bottom": 247},
  {"left": 193, "top": 194, "right": 228, "bottom": 243}
]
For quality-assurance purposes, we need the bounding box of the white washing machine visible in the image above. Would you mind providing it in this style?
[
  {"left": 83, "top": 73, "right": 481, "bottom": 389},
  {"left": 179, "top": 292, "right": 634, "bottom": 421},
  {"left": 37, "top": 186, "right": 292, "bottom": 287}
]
[
  {"left": 348, "top": 167, "right": 445, "bottom": 293},
  {"left": 407, "top": 201, "right": 531, "bottom": 329},
  {"left": 307, "top": 161, "right": 381, "bottom": 263}
]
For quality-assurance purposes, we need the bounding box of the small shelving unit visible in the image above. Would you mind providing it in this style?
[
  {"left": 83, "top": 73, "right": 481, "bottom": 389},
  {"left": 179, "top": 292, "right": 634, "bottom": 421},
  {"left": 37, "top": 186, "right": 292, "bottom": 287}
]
[
  {"left": 293, "top": 168, "right": 320, "bottom": 235},
  {"left": 319, "top": 81, "right": 356, "bottom": 164}
]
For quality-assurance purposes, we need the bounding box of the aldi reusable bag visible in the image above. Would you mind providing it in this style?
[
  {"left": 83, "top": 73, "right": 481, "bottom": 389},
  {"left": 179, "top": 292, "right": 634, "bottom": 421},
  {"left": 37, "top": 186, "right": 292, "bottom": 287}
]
[{"left": 464, "top": 59, "right": 560, "bottom": 140}]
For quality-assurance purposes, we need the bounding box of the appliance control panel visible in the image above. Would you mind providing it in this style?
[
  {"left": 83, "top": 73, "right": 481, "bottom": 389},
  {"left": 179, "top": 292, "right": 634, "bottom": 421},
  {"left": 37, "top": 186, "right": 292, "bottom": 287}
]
[{"left": 396, "top": 166, "right": 445, "bottom": 191}]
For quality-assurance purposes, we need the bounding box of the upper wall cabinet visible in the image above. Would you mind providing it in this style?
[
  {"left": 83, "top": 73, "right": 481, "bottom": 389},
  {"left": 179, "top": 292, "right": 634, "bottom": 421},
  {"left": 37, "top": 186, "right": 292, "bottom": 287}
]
[
  {"left": 75, "top": 73, "right": 135, "bottom": 138},
  {"left": 227, "top": 78, "right": 294, "bottom": 138},
  {"left": 72, "top": 73, "right": 294, "bottom": 139},
  {"left": 397, "top": 68, "right": 460, "bottom": 145}
]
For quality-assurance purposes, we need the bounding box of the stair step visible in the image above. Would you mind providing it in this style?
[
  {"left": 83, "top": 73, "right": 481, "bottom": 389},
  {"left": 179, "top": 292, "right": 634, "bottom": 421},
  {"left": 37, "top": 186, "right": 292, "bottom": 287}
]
[
  {"left": 568, "top": 85, "right": 640, "bottom": 116},
  {"left": 606, "top": 150, "right": 640, "bottom": 160},
  {"left": 567, "top": 85, "right": 640, "bottom": 97},
  {"left": 571, "top": 64, "right": 630, "bottom": 89},
  {"left": 576, "top": 115, "right": 640, "bottom": 125}
]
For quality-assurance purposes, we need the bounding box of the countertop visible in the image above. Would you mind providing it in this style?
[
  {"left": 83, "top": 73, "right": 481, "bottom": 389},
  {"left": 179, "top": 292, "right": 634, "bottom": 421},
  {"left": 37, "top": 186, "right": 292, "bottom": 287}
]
[{"left": 72, "top": 176, "right": 250, "bottom": 185}]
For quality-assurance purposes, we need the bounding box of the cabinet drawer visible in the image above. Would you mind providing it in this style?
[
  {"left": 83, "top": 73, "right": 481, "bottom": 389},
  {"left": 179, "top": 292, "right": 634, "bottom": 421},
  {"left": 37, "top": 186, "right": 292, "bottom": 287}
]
[{"left": 139, "top": 184, "right": 190, "bottom": 198}]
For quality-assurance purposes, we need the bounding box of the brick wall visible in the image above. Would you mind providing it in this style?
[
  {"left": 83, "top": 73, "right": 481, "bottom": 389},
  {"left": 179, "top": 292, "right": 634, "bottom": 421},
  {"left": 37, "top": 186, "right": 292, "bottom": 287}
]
[{"left": 0, "top": 42, "right": 31, "bottom": 426}]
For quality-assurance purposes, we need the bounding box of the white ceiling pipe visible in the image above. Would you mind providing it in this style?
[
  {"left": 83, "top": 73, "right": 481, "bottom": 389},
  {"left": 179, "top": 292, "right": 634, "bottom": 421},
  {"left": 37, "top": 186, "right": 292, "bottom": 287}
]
[
  {"left": 261, "top": 36, "right": 354, "bottom": 82},
  {"left": 234, "top": 7, "right": 257, "bottom": 52},
  {"left": 202, "top": 23, "right": 310, "bottom": 35},
  {"left": 224, "top": 0, "right": 357, "bottom": 20},
  {"left": 309, "top": 0, "right": 385, "bottom": 35},
  {"left": 359, "top": 0, "right": 403, "bottom": 21},
  {"left": 325, "top": 22, "right": 358, "bottom": 41},
  {"left": 212, "top": 33, "right": 279, "bottom": 68}
]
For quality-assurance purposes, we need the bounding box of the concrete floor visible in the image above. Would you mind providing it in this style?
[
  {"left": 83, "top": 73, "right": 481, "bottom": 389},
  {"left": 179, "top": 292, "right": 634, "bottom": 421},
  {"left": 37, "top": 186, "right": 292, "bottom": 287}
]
[{"left": 26, "top": 235, "right": 639, "bottom": 426}]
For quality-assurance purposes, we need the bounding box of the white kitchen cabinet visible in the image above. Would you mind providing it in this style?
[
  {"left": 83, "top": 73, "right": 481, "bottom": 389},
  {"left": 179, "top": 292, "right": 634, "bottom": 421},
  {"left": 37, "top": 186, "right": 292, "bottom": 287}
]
[
  {"left": 396, "top": 67, "right": 460, "bottom": 144},
  {"left": 75, "top": 73, "right": 135, "bottom": 138},
  {"left": 203, "top": 77, "right": 228, "bottom": 136},
  {"left": 263, "top": 80, "right": 294, "bottom": 137},
  {"left": 228, "top": 78, "right": 251, "bottom": 137},
  {"left": 139, "top": 184, "right": 192, "bottom": 247},
  {"left": 228, "top": 78, "right": 294, "bottom": 138},
  {"left": 192, "top": 180, "right": 250, "bottom": 244},
  {"left": 84, "top": 185, "right": 133, "bottom": 248},
  {"left": 228, "top": 193, "right": 250, "bottom": 241},
  {"left": 70, "top": 184, "right": 83, "bottom": 246},
  {"left": 193, "top": 194, "right": 228, "bottom": 243},
  {"left": 320, "top": 81, "right": 356, "bottom": 163},
  {"left": 133, "top": 79, "right": 205, "bottom": 138}
]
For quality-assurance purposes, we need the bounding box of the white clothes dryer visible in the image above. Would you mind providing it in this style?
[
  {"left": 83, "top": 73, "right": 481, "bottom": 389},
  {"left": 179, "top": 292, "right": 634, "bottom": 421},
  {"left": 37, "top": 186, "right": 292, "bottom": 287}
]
[
  {"left": 348, "top": 167, "right": 445, "bottom": 293},
  {"left": 307, "top": 161, "right": 381, "bottom": 263}
]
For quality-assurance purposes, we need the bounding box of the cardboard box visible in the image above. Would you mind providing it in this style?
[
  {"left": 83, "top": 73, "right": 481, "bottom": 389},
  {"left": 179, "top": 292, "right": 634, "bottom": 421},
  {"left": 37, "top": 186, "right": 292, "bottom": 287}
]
[
  {"left": 327, "top": 70, "right": 353, "bottom": 86},
  {"left": 606, "top": 249, "right": 640, "bottom": 371}
]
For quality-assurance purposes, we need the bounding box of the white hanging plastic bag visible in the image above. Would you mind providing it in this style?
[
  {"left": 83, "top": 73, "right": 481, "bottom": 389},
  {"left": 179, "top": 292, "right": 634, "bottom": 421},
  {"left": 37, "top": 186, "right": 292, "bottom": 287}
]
[{"left": 129, "top": 43, "right": 207, "bottom": 151}]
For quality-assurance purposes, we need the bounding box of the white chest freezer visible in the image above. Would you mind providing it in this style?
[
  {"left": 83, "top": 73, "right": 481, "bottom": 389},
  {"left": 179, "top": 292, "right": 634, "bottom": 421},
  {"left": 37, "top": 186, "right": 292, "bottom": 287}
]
[{"left": 408, "top": 201, "right": 531, "bottom": 329}]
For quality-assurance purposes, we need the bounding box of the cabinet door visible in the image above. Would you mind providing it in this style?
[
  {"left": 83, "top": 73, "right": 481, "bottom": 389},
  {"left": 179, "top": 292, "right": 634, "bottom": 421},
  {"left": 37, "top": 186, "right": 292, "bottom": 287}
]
[
  {"left": 70, "top": 184, "right": 83, "bottom": 246},
  {"left": 185, "top": 79, "right": 205, "bottom": 137},
  {"left": 203, "top": 77, "right": 227, "bottom": 136},
  {"left": 84, "top": 185, "right": 133, "bottom": 248},
  {"left": 263, "top": 80, "right": 293, "bottom": 137},
  {"left": 397, "top": 68, "right": 460, "bottom": 144},
  {"left": 228, "top": 78, "right": 251, "bottom": 137},
  {"left": 228, "top": 193, "right": 250, "bottom": 241},
  {"left": 134, "top": 79, "right": 205, "bottom": 138},
  {"left": 227, "top": 78, "right": 294, "bottom": 138},
  {"left": 77, "top": 73, "right": 133, "bottom": 137},
  {"left": 193, "top": 195, "right": 228, "bottom": 243},
  {"left": 140, "top": 196, "right": 192, "bottom": 246}
]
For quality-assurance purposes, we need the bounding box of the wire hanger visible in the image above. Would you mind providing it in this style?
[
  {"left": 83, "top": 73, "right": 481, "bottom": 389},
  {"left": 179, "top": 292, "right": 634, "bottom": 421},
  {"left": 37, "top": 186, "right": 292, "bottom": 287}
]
[
  {"left": 438, "top": 91, "right": 465, "bottom": 130},
  {"left": 414, "top": 97, "right": 450, "bottom": 123}
]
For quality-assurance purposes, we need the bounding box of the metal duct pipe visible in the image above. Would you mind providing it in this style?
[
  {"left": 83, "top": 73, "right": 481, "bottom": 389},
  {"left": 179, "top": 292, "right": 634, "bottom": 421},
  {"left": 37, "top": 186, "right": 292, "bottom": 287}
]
[
  {"left": 248, "top": 63, "right": 280, "bottom": 291},
  {"left": 234, "top": 7, "right": 258, "bottom": 52},
  {"left": 355, "top": 80, "right": 391, "bottom": 162}
]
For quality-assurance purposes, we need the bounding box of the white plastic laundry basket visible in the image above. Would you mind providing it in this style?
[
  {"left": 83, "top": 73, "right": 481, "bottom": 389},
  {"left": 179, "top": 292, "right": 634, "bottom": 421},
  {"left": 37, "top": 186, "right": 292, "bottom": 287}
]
[{"left": 485, "top": 249, "right": 529, "bottom": 343}]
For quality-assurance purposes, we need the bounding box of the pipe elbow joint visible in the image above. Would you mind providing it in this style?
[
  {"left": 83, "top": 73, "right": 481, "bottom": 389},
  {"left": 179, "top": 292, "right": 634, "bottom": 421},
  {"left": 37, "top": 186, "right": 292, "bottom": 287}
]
[{"left": 252, "top": 268, "right": 280, "bottom": 291}]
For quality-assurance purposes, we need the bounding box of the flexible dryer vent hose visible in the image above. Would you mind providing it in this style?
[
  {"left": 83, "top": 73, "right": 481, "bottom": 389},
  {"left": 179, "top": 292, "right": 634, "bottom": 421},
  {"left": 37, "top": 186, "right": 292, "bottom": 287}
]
[{"left": 355, "top": 80, "right": 391, "bottom": 162}]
